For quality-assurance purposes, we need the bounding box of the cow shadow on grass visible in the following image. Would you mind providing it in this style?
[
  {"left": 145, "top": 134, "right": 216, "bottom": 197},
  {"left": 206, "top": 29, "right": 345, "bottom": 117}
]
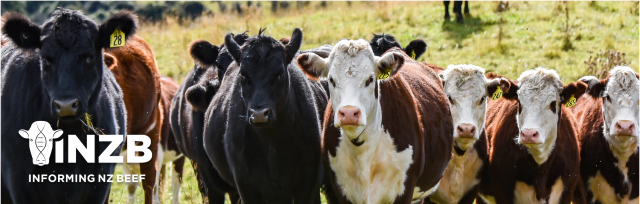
[{"left": 441, "top": 14, "right": 487, "bottom": 44}]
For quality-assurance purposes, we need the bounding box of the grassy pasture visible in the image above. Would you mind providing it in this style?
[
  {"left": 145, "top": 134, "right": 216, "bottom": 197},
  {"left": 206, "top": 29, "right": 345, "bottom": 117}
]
[{"left": 108, "top": 1, "right": 638, "bottom": 203}]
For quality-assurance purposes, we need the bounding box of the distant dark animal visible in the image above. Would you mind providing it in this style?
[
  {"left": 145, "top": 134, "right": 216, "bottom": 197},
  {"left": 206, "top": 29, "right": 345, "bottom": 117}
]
[
  {"left": 169, "top": 33, "right": 250, "bottom": 203},
  {"left": 573, "top": 67, "right": 639, "bottom": 204},
  {"left": 1, "top": 9, "right": 128, "bottom": 203},
  {"left": 444, "top": 1, "right": 469, "bottom": 23},
  {"left": 202, "top": 28, "right": 328, "bottom": 203},
  {"left": 181, "top": 2, "right": 205, "bottom": 20},
  {"left": 369, "top": 33, "right": 427, "bottom": 60},
  {"left": 478, "top": 68, "right": 586, "bottom": 204},
  {"left": 136, "top": 3, "right": 168, "bottom": 23},
  {"left": 280, "top": 2, "right": 290, "bottom": 10},
  {"left": 298, "top": 41, "right": 453, "bottom": 203}
]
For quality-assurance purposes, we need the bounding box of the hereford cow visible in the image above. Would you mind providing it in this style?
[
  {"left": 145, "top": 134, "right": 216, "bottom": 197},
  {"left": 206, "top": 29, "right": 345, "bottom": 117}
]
[
  {"left": 202, "top": 28, "right": 329, "bottom": 203},
  {"left": 1, "top": 9, "right": 127, "bottom": 203},
  {"left": 297, "top": 41, "right": 452, "bottom": 203},
  {"left": 157, "top": 76, "right": 186, "bottom": 204},
  {"left": 424, "top": 65, "right": 497, "bottom": 204},
  {"left": 369, "top": 33, "right": 427, "bottom": 60},
  {"left": 479, "top": 68, "right": 587, "bottom": 204},
  {"left": 575, "top": 66, "right": 639, "bottom": 204},
  {"left": 97, "top": 12, "right": 168, "bottom": 204},
  {"left": 169, "top": 33, "right": 250, "bottom": 203}
]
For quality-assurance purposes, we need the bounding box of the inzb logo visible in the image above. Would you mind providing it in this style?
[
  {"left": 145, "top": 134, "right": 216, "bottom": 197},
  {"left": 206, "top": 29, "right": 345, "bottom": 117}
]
[
  {"left": 20, "top": 121, "right": 151, "bottom": 166},
  {"left": 19, "top": 121, "right": 62, "bottom": 166}
]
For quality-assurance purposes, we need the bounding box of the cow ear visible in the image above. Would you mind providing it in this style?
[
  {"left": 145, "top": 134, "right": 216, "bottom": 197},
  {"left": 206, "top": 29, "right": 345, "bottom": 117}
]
[
  {"left": 485, "top": 78, "right": 501, "bottom": 97},
  {"left": 52, "top": 129, "right": 63, "bottom": 139},
  {"left": 487, "top": 77, "right": 519, "bottom": 100},
  {"left": 224, "top": 33, "right": 242, "bottom": 63},
  {"left": 561, "top": 81, "right": 588, "bottom": 104},
  {"left": 404, "top": 39, "right": 427, "bottom": 60},
  {"left": 97, "top": 10, "right": 138, "bottom": 49},
  {"left": 375, "top": 52, "right": 405, "bottom": 79},
  {"left": 185, "top": 84, "right": 215, "bottom": 112},
  {"left": 279, "top": 37, "right": 291, "bottom": 45},
  {"left": 189, "top": 40, "right": 220, "bottom": 66},
  {"left": 438, "top": 73, "right": 446, "bottom": 88},
  {"left": 285, "top": 28, "right": 303, "bottom": 65},
  {"left": 233, "top": 32, "right": 250, "bottom": 46},
  {"left": 297, "top": 53, "right": 329, "bottom": 80},
  {"left": 1, "top": 12, "right": 42, "bottom": 49},
  {"left": 579, "top": 76, "right": 606, "bottom": 98},
  {"left": 18, "top": 129, "right": 29, "bottom": 139}
]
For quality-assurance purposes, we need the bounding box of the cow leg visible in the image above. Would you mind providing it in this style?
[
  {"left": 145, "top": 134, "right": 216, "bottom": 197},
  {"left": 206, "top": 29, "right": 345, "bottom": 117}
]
[
  {"left": 171, "top": 157, "right": 185, "bottom": 204},
  {"left": 152, "top": 143, "right": 165, "bottom": 203},
  {"left": 229, "top": 191, "right": 241, "bottom": 204},
  {"left": 121, "top": 162, "right": 140, "bottom": 203},
  {"left": 138, "top": 136, "right": 159, "bottom": 204},
  {"left": 191, "top": 158, "right": 227, "bottom": 204},
  {"left": 464, "top": 1, "right": 470, "bottom": 14},
  {"left": 443, "top": 1, "right": 451, "bottom": 20},
  {"left": 453, "top": 1, "right": 464, "bottom": 23},
  {"left": 158, "top": 163, "right": 167, "bottom": 199}
]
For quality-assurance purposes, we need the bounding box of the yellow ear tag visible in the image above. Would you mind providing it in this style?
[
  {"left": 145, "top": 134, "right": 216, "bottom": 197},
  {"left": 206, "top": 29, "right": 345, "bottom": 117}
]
[
  {"left": 410, "top": 50, "right": 416, "bottom": 59},
  {"left": 492, "top": 86, "right": 503, "bottom": 100},
  {"left": 565, "top": 94, "right": 576, "bottom": 108},
  {"left": 377, "top": 67, "right": 391, "bottom": 80},
  {"left": 110, "top": 27, "right": 125, "bottom": 48}
]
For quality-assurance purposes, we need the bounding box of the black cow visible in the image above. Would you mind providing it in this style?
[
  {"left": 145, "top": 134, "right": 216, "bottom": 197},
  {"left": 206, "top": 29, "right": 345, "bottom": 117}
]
[
  {"left": 1, "top": 9, "right": 130, "bottom": 203},
  {"left": 444, "top": 1, "right": 469, "bottom": 23},
  {"left": 169, "top": 33, "right": 249, "bottom": 203},
  {"left": 202, "top": 28, "right": 328, "bottom": 203},
  {"left": 369, "top": 33, "right": 427, "bottom": 60}
]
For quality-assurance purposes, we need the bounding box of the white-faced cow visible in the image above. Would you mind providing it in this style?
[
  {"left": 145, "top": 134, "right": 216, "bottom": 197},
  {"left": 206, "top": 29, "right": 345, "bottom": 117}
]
[
  {"left": 202, "top": 28, "right": 329, "bottom": 203},
  {"left": 574, "top": 66, "right": 639, "bottom": 204},
  {"left": 424, "top": 64, "right": 498, "bottom": 204},
  {"left": 479, "top": 68, "right": 587, "bottom": 204},
  {"left": 297, "top": 40, "right": 452, "bottom": 203},
  {"left": 1, "top": 9, "right": 127, "bottom": 203}
]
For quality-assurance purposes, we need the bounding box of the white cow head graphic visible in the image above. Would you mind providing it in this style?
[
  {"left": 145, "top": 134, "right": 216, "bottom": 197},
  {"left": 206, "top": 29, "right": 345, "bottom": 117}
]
[{"left": 19, "top": 121, "right": 63, "bottom": 166}]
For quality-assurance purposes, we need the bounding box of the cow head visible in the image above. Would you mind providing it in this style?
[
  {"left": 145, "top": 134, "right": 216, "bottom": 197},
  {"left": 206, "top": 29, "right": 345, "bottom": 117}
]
[
  {"left": 1, "top": 9, "right": 137, "bottom": 122},
  {"left": 581, "top": 66, "right": 639, "bottom": 151},
  {"left": 19, "top": 121, "right": 63, "bottom": 166},
  {"left": 298, "top": 39, "right": 404, "bottom": 141},
  {"left": 225, "top": 28, "right": 303, "bottom": 127},
  {"left": 185, "top": 33, "right": 250, "bottom": 112},
  {"left": 439, "top": 64, "right": 499, "bottom": 152},
  {"left": 489, "top": 68, "right": 587, "bottom": 164},
  {"left": 369, "top": 33, "right": 427, "bottom": 60}
]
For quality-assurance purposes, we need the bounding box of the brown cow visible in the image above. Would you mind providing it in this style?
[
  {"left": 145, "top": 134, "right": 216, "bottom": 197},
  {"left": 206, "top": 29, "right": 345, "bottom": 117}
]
[
  {"left": 574, "top": 66, "right": 639, "bottom": 204},
  {"left": 103, "top": 16, "right": 165, "bottom": 203},
  {"left": 157, "top": 76, "right": 186, "bottom": 204},
  {"left": 478, "top": 68, "right": 586, "bottom": 204},
  {"left": 298, "top": 40, "right": 452, "bottom": 203}
]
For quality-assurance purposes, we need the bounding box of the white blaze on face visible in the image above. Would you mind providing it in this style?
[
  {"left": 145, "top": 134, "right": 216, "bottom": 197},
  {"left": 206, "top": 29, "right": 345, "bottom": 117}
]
[
  {"left": 18, "top": 121, "right": 63, "bottom": 166},
  {"left": 601, "top": 66, "right": 640, "bottom": 150},
  {"left": 440, "top": 64, "right": 495, "bottom": 150},
  {"left": 515, "top": 68, "right": 563, "bottom": 165}
]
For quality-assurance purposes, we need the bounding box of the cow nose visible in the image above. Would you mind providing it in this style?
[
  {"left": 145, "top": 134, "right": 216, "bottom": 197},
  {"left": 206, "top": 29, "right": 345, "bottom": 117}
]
[
  {"left": 338, "top": 106, "right": 360, "bottom": 126},
  {"left": 53, "top": 98, "right": 79, "bottom": 117},
  {"left": 456, "top": 123, "right": 476, "bottom": 138},
  {"left": 249, "top": 108, "right": 270, "bottom": 124},
  {"left": 520, "top": 129, "right": 539, "bottom": 144},
  {"left": 614, "top": 120, "right": 635, "bottom": 136}
]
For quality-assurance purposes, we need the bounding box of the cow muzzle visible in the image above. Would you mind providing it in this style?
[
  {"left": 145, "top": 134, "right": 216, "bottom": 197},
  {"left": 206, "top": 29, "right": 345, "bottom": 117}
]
[
  {"left": 613, "top": 120, "right": 637, "bottom": 137},
  {"left": 338, "top": 106, "right": 361, "bottom": 126},
  {"left": 249, "top": 108, "right": 271, "bottom": 125},
  {"left": 53, "top": 98, "right": 79, "bottom": 118},
  {"left": 519, "top": 128, "right": 541, "bottom": 144}
]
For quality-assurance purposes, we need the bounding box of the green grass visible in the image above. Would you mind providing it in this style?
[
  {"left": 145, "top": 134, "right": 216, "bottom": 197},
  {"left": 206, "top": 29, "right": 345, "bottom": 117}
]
[{"left": 109, "top": 1, "right": 638, "bottom": 203}]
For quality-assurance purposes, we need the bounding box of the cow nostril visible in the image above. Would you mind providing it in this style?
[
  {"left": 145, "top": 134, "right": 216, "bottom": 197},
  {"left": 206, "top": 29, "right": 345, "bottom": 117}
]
[
  {"left": 470, "top": 126, "right": 476, "bottom": 134},
  {"left": 71, "top": 100, "right": 79, "bottom": 109},
  {"left": 457, "top": 126, "right": 464, "bottom": 133},
  {"left": 353, "top": 110, "right": 360, "bottom": 117},
  {"left": 340, "top": 111, "right": 345, "bottom": 117}
]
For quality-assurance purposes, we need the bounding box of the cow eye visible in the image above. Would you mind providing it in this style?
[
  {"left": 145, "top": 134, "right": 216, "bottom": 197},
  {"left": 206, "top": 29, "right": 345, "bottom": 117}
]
[
  {"left": 447, "top": 95, "right": 454, "bottom": 104},
  {"left": 85, "top": 55, "right": 93, "bottom": 64},
  {"left": 365, "top": 77, "right": 374, "bottom": 87},
  {"left": 550, "top": 101, "right": 557, "bottom": 113},
  {"left": 604, "top": 95, "right": 611, "bottom": 102},
  {"left": 42, "top": 58, "right": 51, "bottom": 71},
  {"left": 329, "top": 77, "right": 336, "bottom": 87},
  {"left": 478, "top": 96, "right": 486, "bottom": 105}
]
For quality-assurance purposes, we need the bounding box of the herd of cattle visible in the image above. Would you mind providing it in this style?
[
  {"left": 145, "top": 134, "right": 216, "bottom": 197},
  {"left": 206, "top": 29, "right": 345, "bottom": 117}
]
[{"left": 1, "top": 9, "right": 638, "bottom": 204}]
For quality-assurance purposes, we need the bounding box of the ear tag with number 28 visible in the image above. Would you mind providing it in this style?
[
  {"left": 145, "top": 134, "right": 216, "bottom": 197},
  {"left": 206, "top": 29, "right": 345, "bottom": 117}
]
[
  {"left": 565, "top": 94, "right": 576, "bottom": 108},
  {"left": 492, "top": 86, "right": 503, "bottom": 100},
  {"left": 110, "top": 27, "right": 125, "bottom": 48},
  {"left": 377, "top": 67, "right": 391, "bottom": 80}
]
